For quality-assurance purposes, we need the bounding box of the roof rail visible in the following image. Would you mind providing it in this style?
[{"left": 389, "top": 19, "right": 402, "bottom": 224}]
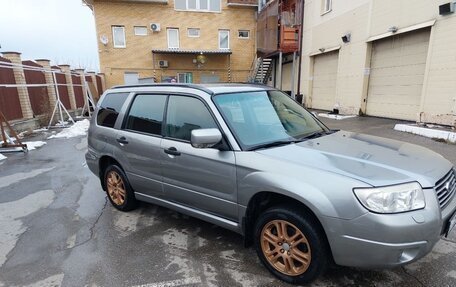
[{"left": 110, "top": 83, "right": 214, "bottom": 95}]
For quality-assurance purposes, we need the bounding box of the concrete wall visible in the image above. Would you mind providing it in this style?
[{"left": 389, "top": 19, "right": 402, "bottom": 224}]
[
  {"left": 299, "top": 0, "right": 456, "bottom": 127},
  {"left": 92, "top": 0, "right": 257, "bottom": 88}
]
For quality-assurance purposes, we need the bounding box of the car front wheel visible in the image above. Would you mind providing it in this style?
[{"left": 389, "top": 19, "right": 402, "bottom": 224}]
[{"left": 254, "top": 206, "right": 328, "bottom": 284}]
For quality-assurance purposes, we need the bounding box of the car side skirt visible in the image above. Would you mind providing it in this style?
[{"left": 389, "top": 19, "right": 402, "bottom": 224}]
[{"left": 135, "top": 192, "right": 242, "bottom": 234}]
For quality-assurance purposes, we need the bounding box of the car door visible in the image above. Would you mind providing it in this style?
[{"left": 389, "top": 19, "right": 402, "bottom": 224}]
[
  {"left": 161, "top": 94, "right": 238, "bottom": 221},
  {"left": 114, "top": 94, "right": 167, "bottom": 198}
]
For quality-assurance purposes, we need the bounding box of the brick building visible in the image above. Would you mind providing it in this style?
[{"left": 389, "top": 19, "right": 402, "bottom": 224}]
[{"left": 83, "top": 0, "right": 258, "bottom": 88}]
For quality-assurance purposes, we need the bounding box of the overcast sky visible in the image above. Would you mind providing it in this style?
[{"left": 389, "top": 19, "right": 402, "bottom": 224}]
[{"left": 0, "top": 0, "right": 99, "bottom": 71}]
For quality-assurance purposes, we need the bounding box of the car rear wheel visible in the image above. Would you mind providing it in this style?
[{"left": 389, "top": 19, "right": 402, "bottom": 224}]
[
  {"left": 104, "top": 165, "right": 137, "bottom": 211},
  {"left": 254, "top": 207, "right": 328, "bottom": 284}
]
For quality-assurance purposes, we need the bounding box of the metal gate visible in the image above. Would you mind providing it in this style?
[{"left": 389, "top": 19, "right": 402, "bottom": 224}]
[
  {"left": 22, "top": 61, "right": 49, "bottom": 115},
  {"left": 0, "top": 57, "right": 23, "bottom": 120},
  {"left": 311, "top": 51, "right": 339, "bottom": 111}
]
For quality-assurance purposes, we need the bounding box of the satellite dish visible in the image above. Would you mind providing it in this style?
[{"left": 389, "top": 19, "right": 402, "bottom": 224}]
[{"left": 100, "top": 35, "right": 109, "bottom": 46}]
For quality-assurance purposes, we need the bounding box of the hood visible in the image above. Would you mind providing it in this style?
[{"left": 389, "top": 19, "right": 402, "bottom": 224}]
[{"left": 256, "top": 131, "right": 453, "bottom": 188}]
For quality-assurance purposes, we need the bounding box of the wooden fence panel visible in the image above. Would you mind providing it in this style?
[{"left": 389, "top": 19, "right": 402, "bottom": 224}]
[
  {"left": 96, "top": 75, "right": 103, "bottom": 97},
  {"left": 72, "top": 74, "right": 84, "bottom": 108},
  {"left": 0, "top": 57, "right": 23, "bottom": 120},
  {"left": 52, "top": 66, "right": 71, "bottom": 109},
  {"left": 22, "top": 61, "right": 49, "bottom": 115}
]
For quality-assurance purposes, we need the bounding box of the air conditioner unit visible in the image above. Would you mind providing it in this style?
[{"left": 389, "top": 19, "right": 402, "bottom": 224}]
[
  {"left": 150, "top": 23, "right": 161, "bottom": 32},
  {"left": 159, "top": 60, "right": 168, "bottom": 68}
]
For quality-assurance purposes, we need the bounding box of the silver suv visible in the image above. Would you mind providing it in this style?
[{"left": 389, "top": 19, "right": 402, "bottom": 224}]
[{"left": 86, "top": 83, "right": 456, "bottom": 284}]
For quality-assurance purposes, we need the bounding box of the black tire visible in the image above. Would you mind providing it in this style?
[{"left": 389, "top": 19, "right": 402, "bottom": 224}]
[
  {"left": 103, "top": 165, "right": 137, "bottom": 211},
  {"left": 254, "top": 206, "right": 328, "bottom": 285}
]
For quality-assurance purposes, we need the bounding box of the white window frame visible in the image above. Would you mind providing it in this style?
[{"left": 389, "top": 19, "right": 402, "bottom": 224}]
[
  {"left": 187, "top": 28, "right": 200, "bottom": 38},
  {"left": 175, "top": 0, "right": 221, "bottom": 13},
  {"left": 219, "top": 30, "right": 230, "bottom": 50},
  {"left": 177, "top": 72, "right": 192, "bottom": 83},
  {"left": 238, "top": 30, "right": 250, "bottom": 39},
  {"left": 112, "top": 26, "right": 126, "bottom": 48},
  {"left": 167, "top": 28, "right": 180, "bottom": 49},
  {"left": 321, "top": 0, "right": 332, "bottom": 15},
  {"left": 134, "top": 26, "right": 148, "bottom": 36}
]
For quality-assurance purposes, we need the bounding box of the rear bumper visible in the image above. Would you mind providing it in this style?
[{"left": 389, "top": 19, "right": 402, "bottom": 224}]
[
  {"left": 323, "top": 188, "right": 456, "bottom": 268},
  {"left": 85, "top": 148, "right": 99, "bottom": 177}
]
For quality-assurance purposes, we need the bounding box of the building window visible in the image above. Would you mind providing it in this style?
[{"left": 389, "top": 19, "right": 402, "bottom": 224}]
[
  {"left": 175, "top": 0, "right": 221, "bottom": 12},
  {"left": 219, "top": 30, "right": 230, "bottom": 49},
  {"left": 134, "top": 26, "right": 148, "bottom": 36},
  {"left": 238, "top": 30, "right": 250, "bottom": 39},
  {"left": 321, "top": 0, "right": 332, "bottom": 14},
  {"left": 167, "top": 28, "right": 180, "bottom": 49},
  {"left": 177, "top": 72, "right": 193, "bottom": 83},
  {"left": 112, "top": 26, "right": 126, "bottom": 48},
  {"left": 187, "top": 28, "right": 200, "bottom": 37}
]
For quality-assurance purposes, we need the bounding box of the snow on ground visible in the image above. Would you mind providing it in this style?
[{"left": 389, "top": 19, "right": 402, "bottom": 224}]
[
  {"left": 0, "top": 154, "right": 6, "bottom": 161},
  {"left": 394, "top": 124, "right": 456, "bottom": 143},
  {"left": 48, "top": 119, "right": 90, "bottom": 139},
  {"left": 24, "top": 141, "right": 47, "bottom": 151},
  {"left": 318, "top": 113, "right": 358, "bottom": 120}
]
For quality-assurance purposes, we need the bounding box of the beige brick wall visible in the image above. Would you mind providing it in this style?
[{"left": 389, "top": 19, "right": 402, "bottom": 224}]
[
  {"left": 299, "top": 0, "right": 456, "bottom": 126},
  {"left": 92, "top": 0, "right": 257, "bottom": 88},
  {"left": 2, "top": 52, "right": 34, "bottom": 119}
]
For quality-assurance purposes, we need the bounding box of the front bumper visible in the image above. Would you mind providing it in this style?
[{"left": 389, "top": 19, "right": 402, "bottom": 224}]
[{"left": 323, "top": 188, "right": 456, "bottom": 268}]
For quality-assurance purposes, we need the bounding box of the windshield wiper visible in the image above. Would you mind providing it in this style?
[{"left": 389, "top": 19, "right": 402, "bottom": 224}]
[
  {"left": 299, "top": 130, "right": 332, "bottom": 141},
  {"left": 249, "top": 140, "right": 298, "bottom": 151}
]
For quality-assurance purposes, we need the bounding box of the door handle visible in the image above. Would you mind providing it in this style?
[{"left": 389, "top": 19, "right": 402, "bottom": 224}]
[
  {"left": 116, "top": 136, "right": 129, "bottom": 145},
  {"left": 164, "top": 147, "right": 181, "bottom": 156}
]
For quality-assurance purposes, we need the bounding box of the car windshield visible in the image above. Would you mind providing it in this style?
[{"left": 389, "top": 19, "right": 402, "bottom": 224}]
[{"left": 213, "top": 90, "right": 329, "bottom": 150}]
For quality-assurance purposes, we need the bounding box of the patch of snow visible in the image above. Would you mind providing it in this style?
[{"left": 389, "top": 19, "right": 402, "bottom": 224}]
[
  {"left": 24, "top": 141, "right": 46, "bottom": 151},
  {"left": 55, "top": 121, "right": 69, "bottom": 127},
  {"left": 317, "top": 113, "right": 357, "bottom": 120},
  {"left": 32, "top": 128, "right": 48, "bottom": 133},
  {"left": 394, "top": 124, "right": 456, "bottom": 143},
  {"left": 48, "top": 120, "right": 90, "bottom": 139},
  {"left": 0, "top": 154, "right": 6, "bottom": 161}
]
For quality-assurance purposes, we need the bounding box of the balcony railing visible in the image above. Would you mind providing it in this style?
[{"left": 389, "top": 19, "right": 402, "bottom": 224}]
[
  {"left": 227, "top": 0, "right": 258, "bottom": 6},
  {"left": 257, "top": 0, "right": 303, "bottom": 56}
]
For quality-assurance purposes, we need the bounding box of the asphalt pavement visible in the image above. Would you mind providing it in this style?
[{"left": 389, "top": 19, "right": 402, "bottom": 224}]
[{"left": 0, "top": 115, "right": 455, "bottom": 287}]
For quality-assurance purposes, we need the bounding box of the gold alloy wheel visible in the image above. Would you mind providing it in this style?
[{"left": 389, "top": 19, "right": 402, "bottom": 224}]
[
  {"left": 260, "top": 219, "right": 311, "bottom": 276},
  {"left": 106, "top": 171, "right": 126, "bottom": 206}
]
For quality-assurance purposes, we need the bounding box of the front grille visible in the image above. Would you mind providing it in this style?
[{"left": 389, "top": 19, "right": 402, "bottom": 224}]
[{"left": 435, "top": 168, "right": 456, "bottom": 209}]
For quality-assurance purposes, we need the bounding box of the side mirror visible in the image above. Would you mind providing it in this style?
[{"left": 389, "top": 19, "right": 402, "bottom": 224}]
[{"left": 191, "top": 128, "right": 222, "bottom": 148}]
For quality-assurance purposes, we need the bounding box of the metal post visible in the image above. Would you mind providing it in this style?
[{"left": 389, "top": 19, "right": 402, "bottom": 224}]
[
  {"left": 278, "top": 52, "right": 283, "bottom": 90},
  {"left": 291, "top": 51, "right": 297, "bottom": 99},
  {"left": 51, "top": 72, "right": 64, "bottom": 126},
  {"left": 48, "top": 72, "right": 75, "bottom": 128}
]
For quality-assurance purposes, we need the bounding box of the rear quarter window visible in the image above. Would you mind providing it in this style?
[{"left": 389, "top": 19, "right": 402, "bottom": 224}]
[{"left": 97, "top": 92, "right": 129, "bottom": 128}]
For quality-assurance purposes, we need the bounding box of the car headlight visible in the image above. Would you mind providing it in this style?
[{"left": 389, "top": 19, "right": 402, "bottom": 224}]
[{"left": 353, "top": 182, "right": 425, "bottom": 214}]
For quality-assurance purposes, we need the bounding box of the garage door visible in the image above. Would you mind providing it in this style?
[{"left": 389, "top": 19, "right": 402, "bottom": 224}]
[
  {"left": 366, "top": 28, "right": 430, "bottom": 121},
  {"left": 312, "top": 51, "right": 339, "bottom": 111}
]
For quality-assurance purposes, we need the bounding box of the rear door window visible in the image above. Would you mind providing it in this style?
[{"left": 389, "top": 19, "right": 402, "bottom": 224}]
[
  {"left": 97, "top": 92, "right": 129, "bottom": 128},
  {"left": 124, "top": 94, "right": 167, "bottom": 135},
  {"left": 165, "top": 95, "right": 217, "bottom": 141}
]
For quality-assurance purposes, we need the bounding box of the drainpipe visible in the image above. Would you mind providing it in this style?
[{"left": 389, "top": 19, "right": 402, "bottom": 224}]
[{"left": 296, "top": 0, "right": 305, "bottom": 103}]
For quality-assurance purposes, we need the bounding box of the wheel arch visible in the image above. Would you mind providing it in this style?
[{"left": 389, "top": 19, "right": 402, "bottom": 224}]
[
  {"left": 99, "top": 155, "right": 123, "bottom": 191},
  {"left": 243, "top": 191, "right": 334, "bottom": 264}
]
